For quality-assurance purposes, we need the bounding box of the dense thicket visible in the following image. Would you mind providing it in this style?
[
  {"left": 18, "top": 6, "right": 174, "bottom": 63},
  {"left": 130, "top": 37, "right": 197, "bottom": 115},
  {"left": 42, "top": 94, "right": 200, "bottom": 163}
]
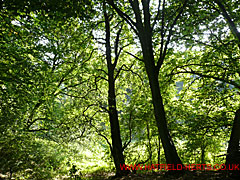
[{"left": 0, "top": 0, "right": 239, "bottom": 179}]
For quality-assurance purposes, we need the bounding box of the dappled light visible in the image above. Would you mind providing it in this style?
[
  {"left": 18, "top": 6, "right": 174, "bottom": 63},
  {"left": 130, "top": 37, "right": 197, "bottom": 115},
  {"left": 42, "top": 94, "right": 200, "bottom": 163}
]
[{"left": 1, "top": 0, "right": 240, "bottom": 179}]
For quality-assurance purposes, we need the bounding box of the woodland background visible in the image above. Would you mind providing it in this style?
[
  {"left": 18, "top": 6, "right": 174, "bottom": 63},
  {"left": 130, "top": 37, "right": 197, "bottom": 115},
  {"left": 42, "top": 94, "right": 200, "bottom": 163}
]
[{"left": 0, "top": 0, "right": 240, "bottom": 179}]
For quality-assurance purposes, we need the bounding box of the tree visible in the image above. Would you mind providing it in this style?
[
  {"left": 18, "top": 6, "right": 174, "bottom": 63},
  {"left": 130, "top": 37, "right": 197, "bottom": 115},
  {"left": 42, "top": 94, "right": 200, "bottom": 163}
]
[
  {"left": 213, "top": 0, "right": 240, "bottom": 168},
  {"left": 101, "top": 2, "right": 128, "bottom": 176},
  {"left": 168, "top": 0, "right": 240, "bottom": 174},
  {"left": 106, "top": 0, "right": 189, "bottom": 167},
  {"left": 0, "top": 6, "right": 94, "bottom": 178},
  {"left": 2, "top": 0, "right": 240, "bottom": 179}
]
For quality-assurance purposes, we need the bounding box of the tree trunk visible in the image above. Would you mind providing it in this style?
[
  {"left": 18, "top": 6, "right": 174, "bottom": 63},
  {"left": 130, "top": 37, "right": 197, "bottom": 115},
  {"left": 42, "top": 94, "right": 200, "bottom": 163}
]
[
  {"left": 108, "top": 70, "right": 127, "bottom": 176},
  {"left": 149, "top": 73, "right": 183, "bottom": 165},
  {"left": 201, "top": 147, "right": 205, "bottom": 164},
  {"left": 138, "top": 32, "right": 183, "bottom": 166},
  {"left": 106, "top": 0, "right": 183, "bottom": 168},
  {"left": 226, "top": 108, "right": 240, "bottom": 166},
  {"left": 146, "top": 121, "right": 153, "bottom": 166},
  {"left": 157, "top": 135, "right": 161, "bottom": 169},
  {"left": 104, "top": 5, "right": 128, "bottom": 176}
]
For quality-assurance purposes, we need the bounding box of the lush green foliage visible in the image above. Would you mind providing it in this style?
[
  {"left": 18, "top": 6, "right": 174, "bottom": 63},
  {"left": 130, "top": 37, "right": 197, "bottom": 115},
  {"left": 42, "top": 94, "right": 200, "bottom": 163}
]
[{"left": 0, "top": 0, "right": 239, "bottom": 179}]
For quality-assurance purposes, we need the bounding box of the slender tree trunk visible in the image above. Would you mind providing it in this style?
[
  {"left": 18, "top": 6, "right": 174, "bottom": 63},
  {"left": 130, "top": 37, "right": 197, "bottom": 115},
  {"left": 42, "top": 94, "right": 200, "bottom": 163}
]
[
  {"left": 226, "top": 108, "right": 240, "bottom": 165},
  {"left": 108, "top": 69, "right": 127, "bottom": 176},
  {"left": 103, "top": 5, "right": 128, "bottom": 177},
  {"left": 157, "top": 135, "right": 161, "bottom": 168},
  {"left": 138, "top": 32, "right": 183, "bottom": 166},
  {"left": 148, "top": 71, "right": 183, "bottom": 165},
  {"left": 201, "top": 147, "right": 205, "bottom": 164},
  {"left": 146, "top": 121, "right": 153, "bottom": 165}
]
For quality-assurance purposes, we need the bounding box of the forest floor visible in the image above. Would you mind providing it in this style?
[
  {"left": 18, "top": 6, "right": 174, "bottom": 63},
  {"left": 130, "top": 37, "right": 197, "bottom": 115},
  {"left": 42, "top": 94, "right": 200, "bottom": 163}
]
[
  {"left": 1, "top": 171, "right": 239, "bottom": 179},
  {"left": 83, "top": 171, "right": 239, "bottom": 180}
]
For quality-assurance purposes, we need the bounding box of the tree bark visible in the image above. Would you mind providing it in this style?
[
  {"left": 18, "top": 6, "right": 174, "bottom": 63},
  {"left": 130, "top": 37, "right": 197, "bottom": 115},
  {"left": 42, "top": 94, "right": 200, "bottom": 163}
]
[
  {"left": 108, "top": 68, "right": 127, "bottom": 176},
  {"left": 145, "top": 62, "right": 183, "bottom": 165},
  {"left": 157, "top": 135, "right": 161, "bottom": 168},
  {"left": 226, "top": 108, "right": 240, "bottom": 166},
  {"left": 138, "top": 29, "right": 183, "bottom": 166},
  {"left": 103, "top": 4, "right": 128, "bottom": 177},
  {"left": 146, "top": 121, "right": 153, "bottom": 165}
]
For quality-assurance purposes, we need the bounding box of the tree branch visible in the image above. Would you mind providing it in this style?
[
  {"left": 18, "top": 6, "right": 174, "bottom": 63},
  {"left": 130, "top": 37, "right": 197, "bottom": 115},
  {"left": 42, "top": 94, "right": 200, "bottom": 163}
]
[
  {"left": 171, "top": 70, "right": 240, "bottom": 90},
  {"left": 124, "top": 51, "right": 143, "bottom": 62},
  {"left": 129, "top": 0, "right": 143, "bottom": 32},
  {"left": 106, "top": 0, "right": 138, "bottom": 34},
  {"left": 152, "top": 0, "right": 162, "bottom": 30},
  {"left": 122, "top": 110, "right": 133, "bottom": 151},
  {"left": 214, "top": 0, "right": 240, "bottom": 48},
  {"left": 113, "top": 24, "right": 123, "bottom": 68},
  {"left": 157, "top": 0, "right": 188, "bottom": 70}
]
